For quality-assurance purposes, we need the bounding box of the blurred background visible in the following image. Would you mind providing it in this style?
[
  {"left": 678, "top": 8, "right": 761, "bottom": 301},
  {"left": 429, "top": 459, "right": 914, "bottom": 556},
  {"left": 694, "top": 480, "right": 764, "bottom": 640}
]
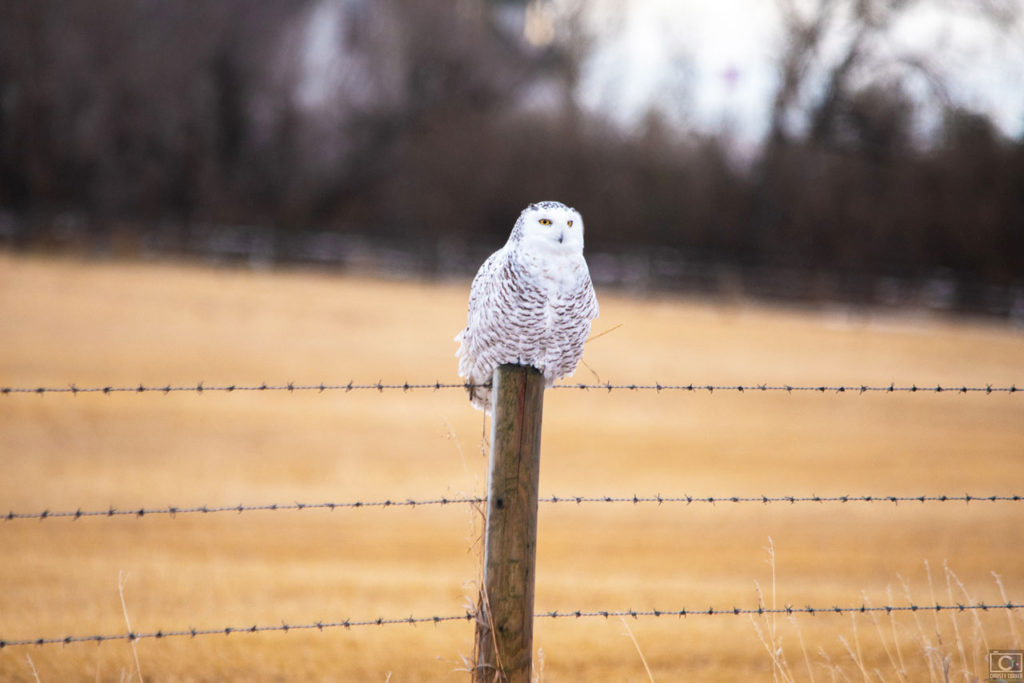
[
  {"left": 1, "top": 0, "right": 1022, "bottom": 316},
  {"left": 2, "top": 4, "right": 1023, "bottom": 679}
]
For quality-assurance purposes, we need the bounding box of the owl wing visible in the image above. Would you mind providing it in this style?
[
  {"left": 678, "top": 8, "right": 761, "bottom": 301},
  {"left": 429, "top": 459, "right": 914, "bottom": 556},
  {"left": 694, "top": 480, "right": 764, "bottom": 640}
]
[
  {"left": 580, "top": 268, "right": 599, "bottom": 321},
  {"left": 463, "top": 249, "right": 504, "bottom": 331},
  {"left": 455, "top": 247, "right": 510, "bottom": 408}
]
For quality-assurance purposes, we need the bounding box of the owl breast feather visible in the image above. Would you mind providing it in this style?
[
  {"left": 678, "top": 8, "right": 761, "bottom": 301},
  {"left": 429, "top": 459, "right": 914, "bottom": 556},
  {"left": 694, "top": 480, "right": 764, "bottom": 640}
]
[{"left": 456, "top": 246, "right": 597, "bottom": 411}]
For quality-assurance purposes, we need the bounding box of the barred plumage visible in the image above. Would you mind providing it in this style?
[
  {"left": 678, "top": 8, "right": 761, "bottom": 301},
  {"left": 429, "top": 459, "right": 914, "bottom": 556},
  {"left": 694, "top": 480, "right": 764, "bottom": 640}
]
[{"left": 455, "top": 201, "right": 599, "bottom": 411}]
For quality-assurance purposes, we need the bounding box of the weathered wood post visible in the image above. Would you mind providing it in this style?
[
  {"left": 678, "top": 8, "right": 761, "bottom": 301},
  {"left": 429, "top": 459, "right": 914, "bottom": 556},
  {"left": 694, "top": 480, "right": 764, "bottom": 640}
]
[{"left": 473, "top": 363, "right": 545, "bottom": 683}]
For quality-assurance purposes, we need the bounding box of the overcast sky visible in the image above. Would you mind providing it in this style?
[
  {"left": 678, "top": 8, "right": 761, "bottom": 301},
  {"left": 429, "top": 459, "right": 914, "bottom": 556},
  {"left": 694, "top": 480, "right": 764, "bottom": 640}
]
[{"left": 577, "top": 0, "right": 1024, "bottom": 145}]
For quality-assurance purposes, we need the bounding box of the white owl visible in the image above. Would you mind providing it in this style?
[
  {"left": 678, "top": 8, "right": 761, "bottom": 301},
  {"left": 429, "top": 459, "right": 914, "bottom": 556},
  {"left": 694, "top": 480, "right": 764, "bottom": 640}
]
[{"left": 455, "top": 201, "right": 599, "bottom": 411}]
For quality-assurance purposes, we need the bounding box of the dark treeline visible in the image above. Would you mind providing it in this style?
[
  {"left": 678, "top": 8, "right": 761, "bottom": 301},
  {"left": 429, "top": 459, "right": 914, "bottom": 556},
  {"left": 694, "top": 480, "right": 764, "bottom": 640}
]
[{"left": 1, "top": 0, "right": 1021, "bottom": 306}]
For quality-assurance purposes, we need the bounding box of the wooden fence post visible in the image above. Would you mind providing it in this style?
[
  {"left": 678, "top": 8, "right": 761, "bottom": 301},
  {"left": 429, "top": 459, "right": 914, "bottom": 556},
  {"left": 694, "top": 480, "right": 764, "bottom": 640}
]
[{"left": 473, "top": 364, "right": 545, "bottom": 683}]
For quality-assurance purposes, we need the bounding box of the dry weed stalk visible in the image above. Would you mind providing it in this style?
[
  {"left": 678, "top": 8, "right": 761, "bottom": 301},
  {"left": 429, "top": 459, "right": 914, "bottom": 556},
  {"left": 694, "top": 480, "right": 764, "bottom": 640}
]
[
  {"left": 441, "top": 415, "right": 470, "bottom": 478},
  {"left": 25, "top": 654, "right": 41, "bottom": 683},
  {"left": 619, "top": 615, "right": 656, "bottom": 682},
  {"left": 464, "top": 583, "right": 504, "bottom": 682},
  {"left": 940, "top": 562, "right": 970, "bottom": 677},
  {"left": 751, "top": 587, "right": 795, "bottom": 683},
  {"left": 751, "top": 537, "right": 797, "bottom": 683},
  {"left": 117, "top": 571, "right": 145, "bottom": 683},
  {"left": 945, "top": 562, "right": 990, "bottom": 676},
  {"left": 886, "top": 585, "right": 909, "bottom": 678},
  {"left": 752, "top": 549, "right": 1020, "bottom": 682},
  {"left": 817, "top": 647, "right": 849, "bottom": 683},
  {"left": 788, "top": 615, "right": 816, "bottom": 683},
  {"left": 992, "top": 572, "right": 1022, "bottom": 647},
  {"left": 837, "top": 614, "right": 871, "bottom": 682},
  {"left": 901, "top": 569, "right": 947, "bottom": 681},
  {"left": 862, "top": 591, "right": 908, "bottom": 683}
]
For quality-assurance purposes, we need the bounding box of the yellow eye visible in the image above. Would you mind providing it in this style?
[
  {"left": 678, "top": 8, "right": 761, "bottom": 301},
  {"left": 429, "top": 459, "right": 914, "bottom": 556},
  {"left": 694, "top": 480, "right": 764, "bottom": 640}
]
[
  {"left": 539, "top": 218, "right": 552, "bottom": 225},
  {"left": 567, "top": 220, "right": 574, "bottom": 227}
]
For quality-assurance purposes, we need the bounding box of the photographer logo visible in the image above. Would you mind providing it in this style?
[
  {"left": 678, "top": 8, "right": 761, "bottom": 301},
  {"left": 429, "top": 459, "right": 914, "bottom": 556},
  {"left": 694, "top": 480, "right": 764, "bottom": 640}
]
[{"left": 990, "top": 651, "right": 1024, "bottom": 681}]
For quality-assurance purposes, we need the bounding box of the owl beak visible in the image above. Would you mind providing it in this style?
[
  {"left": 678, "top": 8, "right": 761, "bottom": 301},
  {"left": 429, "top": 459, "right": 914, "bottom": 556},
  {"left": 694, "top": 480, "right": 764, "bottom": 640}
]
[{"left": 557, "top": 231, "right": 564, "bottom": 244}]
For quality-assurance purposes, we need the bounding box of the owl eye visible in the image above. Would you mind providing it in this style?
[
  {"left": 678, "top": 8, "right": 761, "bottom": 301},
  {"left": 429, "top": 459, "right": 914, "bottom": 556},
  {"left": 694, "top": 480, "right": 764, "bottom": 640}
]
[
  {"left": 538, "top": 218, "right": 552, "bottom": 226},
  {"left": 567, "top": 220, "right": 574, "bottom": 227}
]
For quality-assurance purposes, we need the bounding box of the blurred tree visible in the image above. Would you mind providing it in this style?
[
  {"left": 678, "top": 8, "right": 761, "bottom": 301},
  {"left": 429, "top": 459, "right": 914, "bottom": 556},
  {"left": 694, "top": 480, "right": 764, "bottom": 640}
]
[
  {"left": 298, "top": 0, "right": 598, "bottom": 243},
  {"left": 768, "top": 0, "right": 932, "bottom": 152},
  {"left": 0, "top": 0, "right": 313, "bottom": 232},
  {"left": 0, "top": 0, "right": 1018, "bottom": 306},
  {"left": 752, "top": 0, "right": 1022, "bottom": 290}
]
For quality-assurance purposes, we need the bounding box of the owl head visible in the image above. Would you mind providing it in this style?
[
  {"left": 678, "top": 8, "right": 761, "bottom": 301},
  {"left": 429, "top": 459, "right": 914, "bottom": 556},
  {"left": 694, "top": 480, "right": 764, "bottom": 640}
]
[{"left": 509, "top": 201, "right": 585, "bottom": 255}]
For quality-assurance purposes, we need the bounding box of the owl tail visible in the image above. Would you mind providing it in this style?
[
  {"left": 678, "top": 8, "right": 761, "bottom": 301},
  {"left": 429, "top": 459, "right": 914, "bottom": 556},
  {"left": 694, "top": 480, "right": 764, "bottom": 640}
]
[{"left": 454, "top": 330, "right": 491, "bottom": 412}]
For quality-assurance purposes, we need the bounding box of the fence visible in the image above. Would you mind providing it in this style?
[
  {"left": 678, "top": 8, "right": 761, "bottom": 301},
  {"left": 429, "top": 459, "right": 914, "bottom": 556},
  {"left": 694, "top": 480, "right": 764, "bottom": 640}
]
[{"left": 2, "top": 373, "right": 1022, "bottom": 680}]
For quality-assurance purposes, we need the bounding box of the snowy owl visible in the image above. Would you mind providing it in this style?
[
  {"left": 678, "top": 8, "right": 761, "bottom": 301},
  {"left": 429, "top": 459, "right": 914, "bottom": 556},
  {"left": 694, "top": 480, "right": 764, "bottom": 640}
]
[{"left": 455, "top": 201, "right": 599, "bottom": 411}]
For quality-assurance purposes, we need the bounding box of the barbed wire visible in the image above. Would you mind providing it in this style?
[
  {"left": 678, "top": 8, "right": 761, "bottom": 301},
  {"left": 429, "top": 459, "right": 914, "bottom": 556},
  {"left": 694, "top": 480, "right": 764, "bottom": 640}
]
[
  {"left": 538, "top": 603, "right": 1024, "bottom": 619},
  {"left": 0, "top": 382, "right": 471, "bottom": 395},
  {"left": 546, "top": 494, "right": 1024, "bottom": 505},
  {"left": 558, "top": 382, "right": 1021, "bottom": 394},
  {"left": 0, "top": 614, "right": 475, "bottom": 649},
  {"left": 2, "top": 603, "right": 1020, "bottom": 649},
  {"left": 0, "top": 381, "right": 1019, "bottom": 396},
  {"left": 3, "top": 497, "right": 485, "bottom": 521},
  {"left": 6, "top": 493, "right": 1022, "bottom": 522}
]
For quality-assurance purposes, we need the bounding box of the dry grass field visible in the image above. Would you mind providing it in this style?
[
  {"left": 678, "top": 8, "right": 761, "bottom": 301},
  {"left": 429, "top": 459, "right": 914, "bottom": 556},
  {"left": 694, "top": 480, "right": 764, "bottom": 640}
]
[{"left": 1, "top": 251, "right": 1022, "bottom": 682}]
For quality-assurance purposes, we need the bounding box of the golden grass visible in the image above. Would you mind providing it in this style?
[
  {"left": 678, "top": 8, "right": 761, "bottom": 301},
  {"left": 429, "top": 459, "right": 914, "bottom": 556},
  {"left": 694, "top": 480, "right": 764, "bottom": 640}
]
[{"left": 0, "top": 251, "right": 1022, "bottom": 681}]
